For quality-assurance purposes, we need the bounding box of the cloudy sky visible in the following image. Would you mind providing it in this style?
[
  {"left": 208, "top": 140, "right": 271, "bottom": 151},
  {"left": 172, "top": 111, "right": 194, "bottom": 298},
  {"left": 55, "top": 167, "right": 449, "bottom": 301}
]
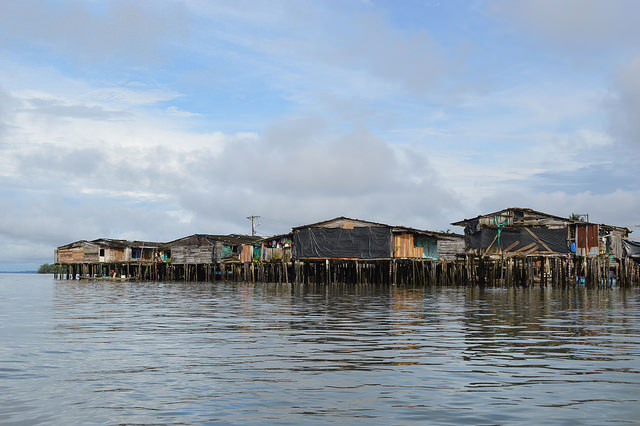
[{"left": 1, "top": 0, "right": 639, "bottom": 270}]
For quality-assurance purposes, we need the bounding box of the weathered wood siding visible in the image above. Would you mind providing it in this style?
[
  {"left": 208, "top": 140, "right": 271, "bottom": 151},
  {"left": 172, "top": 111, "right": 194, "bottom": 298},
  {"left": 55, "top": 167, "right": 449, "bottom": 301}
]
[
  {"left": 169, "top": 234, "right": 215, "bottom": 264},
  {"left": 437, "top": 237, "right": 465, "bottom": 260},
  {"left": 171, "top": 245, "right": 214, "bottom": 264},
  {"left": 477, "top": 209, "right": 570, "bottom": 229},
  {"left": 57, "top": 242, "right": 101, "bottom": 264},
  {"left": 311, "top": 218, "right": 373, "bottom": 229},
  {"left": 604, "top": 231, "right": 625, "bottom": 258},
  {"left": 57, "top": 247, "right": 84, "bottom": 264},
  {"left": 104, "top": 247, "right": 125, "bottom": 262},
  {"left": 394, "top": 234, "right": 425, "bottom": 258},
  {"left": 262, "top": 247, "right": 292, "bottom": 262},
  {"left": 393, "top": 233, "right": 438, "bottom": 259}
]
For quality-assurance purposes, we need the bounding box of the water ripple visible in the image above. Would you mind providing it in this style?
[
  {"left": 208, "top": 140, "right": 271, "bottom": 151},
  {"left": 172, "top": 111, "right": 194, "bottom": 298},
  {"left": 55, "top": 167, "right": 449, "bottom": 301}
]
[{"left": 1, "top": 275, "right": 639, "bottom": 424}]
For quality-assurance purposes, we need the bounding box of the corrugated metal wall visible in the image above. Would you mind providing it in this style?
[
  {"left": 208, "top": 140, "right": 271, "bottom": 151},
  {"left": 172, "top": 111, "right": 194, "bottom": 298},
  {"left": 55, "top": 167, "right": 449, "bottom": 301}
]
[
  {"left": 576, "top": 224, "right": 599, "bottom": 256},
  {"left": 239, "top": 244, "right": 253, "bottom": 263}
]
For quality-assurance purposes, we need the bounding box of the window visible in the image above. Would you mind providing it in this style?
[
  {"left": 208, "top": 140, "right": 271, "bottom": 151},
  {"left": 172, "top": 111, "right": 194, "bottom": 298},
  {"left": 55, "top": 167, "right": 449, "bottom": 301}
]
[{"left": 99, "top": 249, "right": 105, "bottom": 257}]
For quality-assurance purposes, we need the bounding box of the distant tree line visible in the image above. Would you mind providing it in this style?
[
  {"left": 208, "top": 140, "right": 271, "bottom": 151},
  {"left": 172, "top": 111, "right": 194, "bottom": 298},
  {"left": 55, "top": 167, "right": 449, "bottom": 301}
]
[{"left": 37, "top": 263, "right": 57, "bottom": 274}]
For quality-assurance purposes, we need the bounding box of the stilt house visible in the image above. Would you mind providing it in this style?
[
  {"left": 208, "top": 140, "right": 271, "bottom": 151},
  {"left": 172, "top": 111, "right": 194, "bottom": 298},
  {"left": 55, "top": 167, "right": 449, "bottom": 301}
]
[
  {"left": 55, "top": 239, "right": 169, "bottom": 264},
  {"left": 168, "top": 234, "right": 262, "bottom": 265},
  {"left": 451, "top": 207, "right": 630, "bottom": 258},
  {"left": 291, "top": 216, "right": 461, "bottom": 260}
]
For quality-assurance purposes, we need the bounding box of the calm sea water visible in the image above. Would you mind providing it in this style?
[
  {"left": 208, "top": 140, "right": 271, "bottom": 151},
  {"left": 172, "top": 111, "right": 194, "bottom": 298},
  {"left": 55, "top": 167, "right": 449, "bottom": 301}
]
[{"left": 1, "top": 274, "right": 639, "bottom": 425}]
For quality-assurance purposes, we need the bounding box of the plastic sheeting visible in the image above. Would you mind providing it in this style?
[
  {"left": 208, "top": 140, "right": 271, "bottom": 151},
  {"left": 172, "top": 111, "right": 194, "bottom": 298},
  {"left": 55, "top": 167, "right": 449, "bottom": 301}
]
[
  {"left": 465, "top": 225, "right": 569, "bottom": 253},
  {"left": 623, "top": 240, "right": 640, "bottom": 259},
  {"left": 293, "top": 227, "right": 391, "bottom": 259}
]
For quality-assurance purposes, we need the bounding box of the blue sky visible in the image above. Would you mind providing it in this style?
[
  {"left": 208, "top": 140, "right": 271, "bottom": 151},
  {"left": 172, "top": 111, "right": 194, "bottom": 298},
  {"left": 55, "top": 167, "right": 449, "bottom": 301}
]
[{"left": 1, "top": 0, "right": 639, "bottom": 270}]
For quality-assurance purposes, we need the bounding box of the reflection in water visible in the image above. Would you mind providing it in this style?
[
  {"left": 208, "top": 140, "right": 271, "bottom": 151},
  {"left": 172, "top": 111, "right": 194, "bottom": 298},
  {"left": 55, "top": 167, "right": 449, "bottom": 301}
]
[{"left": 1, "top": 274, "right": 639, "bottom": 424}]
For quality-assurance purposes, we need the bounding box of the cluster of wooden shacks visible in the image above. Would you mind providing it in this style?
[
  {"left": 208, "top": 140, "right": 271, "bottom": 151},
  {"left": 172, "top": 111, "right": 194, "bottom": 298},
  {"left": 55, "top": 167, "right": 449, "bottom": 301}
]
[{"left": 54, "top": 207, "right": 640, "bottom": 287}]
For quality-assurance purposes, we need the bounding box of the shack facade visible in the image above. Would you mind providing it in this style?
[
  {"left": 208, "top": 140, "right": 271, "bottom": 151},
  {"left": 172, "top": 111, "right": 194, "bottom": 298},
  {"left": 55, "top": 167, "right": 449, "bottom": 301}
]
[
  {"left": 55, "top": 239, "right": 168, "bottom": 264},
  {"left": 291, "top": 217, "right": 459, "bottom": 260},
  {"left": 258, "top": 234, "right": 293, "bottom": 262},
  {"left": 452, "top": 207, "right": 630, "bottom": 258},
  {"left": 55, "top": 240, "right": 100, "bottom": 264},
  {"left": 436, "top": 233, "right": 466, "bottom": 260},
  {"left": 168, "top": 234, "right": 261, "bottom": 265},
  {"left": 592, "top": 224, "right": 629, "bottom": 258}
]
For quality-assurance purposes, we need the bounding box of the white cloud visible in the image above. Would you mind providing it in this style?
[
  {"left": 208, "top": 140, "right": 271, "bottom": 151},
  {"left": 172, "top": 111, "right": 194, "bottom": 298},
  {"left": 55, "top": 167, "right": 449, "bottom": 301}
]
[{"left": 3, "top": 85, "right": 231, "bottom": 155}]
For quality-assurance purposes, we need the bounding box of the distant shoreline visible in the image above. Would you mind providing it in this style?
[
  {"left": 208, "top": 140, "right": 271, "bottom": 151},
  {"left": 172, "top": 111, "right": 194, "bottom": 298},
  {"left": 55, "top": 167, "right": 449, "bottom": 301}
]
[{"left": 0, "top": 271, "right": 38, "bottom": 274}]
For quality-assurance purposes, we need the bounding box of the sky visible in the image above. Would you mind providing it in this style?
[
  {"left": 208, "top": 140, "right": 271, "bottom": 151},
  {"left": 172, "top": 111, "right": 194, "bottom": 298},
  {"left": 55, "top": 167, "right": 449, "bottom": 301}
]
[{"left": 1, "top": 0, "right": 639, "bottom": 270}]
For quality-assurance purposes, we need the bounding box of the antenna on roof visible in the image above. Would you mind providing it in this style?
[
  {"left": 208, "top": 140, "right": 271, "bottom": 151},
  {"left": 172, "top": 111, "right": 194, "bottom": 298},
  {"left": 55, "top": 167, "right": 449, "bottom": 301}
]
[{"left": 246, "top": 215, "right": 260, "bottom": 236}]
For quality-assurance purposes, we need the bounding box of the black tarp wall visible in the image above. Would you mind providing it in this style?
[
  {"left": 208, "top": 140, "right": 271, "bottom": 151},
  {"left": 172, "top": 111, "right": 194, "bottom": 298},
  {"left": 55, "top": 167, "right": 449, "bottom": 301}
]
[
  {"left": 465, "top": 224, "right": 569, "bottom": 253},
  {"left": 293, "top": 227, "right": 391, "bottom": 259}
]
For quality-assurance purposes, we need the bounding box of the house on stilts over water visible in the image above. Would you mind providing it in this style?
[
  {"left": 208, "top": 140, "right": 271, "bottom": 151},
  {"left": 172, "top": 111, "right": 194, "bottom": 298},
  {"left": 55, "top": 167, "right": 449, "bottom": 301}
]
[
  {"left": 289, "top": 216, "right": 465, "bottom": 285},
  {"left": 167, "top": 234, "right": 262, "bottom": 281},
  {"left": 55, "top": 238, "right": 170, "bottom": 280},
  {"left": 451, "top": 207, "right": 638, "bottom": 286},
  {"left": 52, "top": 210, "right": 639, "bottom": 286}
]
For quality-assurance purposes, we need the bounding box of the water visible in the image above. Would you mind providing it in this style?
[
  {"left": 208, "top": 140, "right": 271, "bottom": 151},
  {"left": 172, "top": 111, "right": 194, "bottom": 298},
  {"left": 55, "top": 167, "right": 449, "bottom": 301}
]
[{"left": 1, "top": 274, "right": 640, "bottom": 425}]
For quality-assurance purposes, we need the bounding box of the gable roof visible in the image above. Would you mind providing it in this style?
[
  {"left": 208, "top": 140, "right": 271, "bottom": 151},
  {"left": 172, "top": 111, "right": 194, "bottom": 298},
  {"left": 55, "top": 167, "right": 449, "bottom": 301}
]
[
  {"left": 168, "top": 233, "right": 262, "bottom": 246},
  {"left": 57, "top": 240, "right": 92, "bottom": 250},
  {"left": 292, "top": 216, "right": 391, "bottom": 230},
  {"left": 451, "top": 207, "right": 570, "bottom": 227},
  {"left": 91, "top": 238, "right": 167, "bottom": 248},
  {"left": 451, "top": 206, "right": 631, "bottom": 235},
  {"left": 292, "top": 216, "right": 462, "bottom": 239},
  {"left": 57, "top": 238, "right": 168, "bottom": 251}
]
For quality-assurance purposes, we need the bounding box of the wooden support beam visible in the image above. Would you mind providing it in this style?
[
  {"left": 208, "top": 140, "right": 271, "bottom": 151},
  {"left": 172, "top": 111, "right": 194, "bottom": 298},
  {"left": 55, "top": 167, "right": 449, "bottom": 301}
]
[
  {"left": 523, "top": 227, "right": 553, "bottom": 252},
  {"left": 514, "top": 242, "right": 537, "bottom": 253},
  {"left": 483, "top": 233, "right": 499, "bottom": 256},
  {"left": 503, "top": 240, "right": 520, "bottom": 253}
]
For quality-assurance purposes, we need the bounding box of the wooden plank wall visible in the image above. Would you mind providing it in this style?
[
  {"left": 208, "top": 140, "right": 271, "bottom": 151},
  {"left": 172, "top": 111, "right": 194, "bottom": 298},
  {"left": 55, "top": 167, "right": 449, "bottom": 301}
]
[
  {"left": 393, "top": 234, "right": 424, "bottom": 258},
  {"left": 438, "top": 238, "right": 465, "bottom": 260},
  {"left": 171, "top": 245, "right": 214, "bottom": 264}
]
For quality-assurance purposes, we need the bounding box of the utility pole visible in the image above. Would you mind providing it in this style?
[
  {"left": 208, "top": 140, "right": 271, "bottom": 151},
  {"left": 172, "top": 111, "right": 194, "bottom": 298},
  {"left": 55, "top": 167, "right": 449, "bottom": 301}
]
[{"left": 246, "top": 215, "right": 260, "bottom": 236}]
